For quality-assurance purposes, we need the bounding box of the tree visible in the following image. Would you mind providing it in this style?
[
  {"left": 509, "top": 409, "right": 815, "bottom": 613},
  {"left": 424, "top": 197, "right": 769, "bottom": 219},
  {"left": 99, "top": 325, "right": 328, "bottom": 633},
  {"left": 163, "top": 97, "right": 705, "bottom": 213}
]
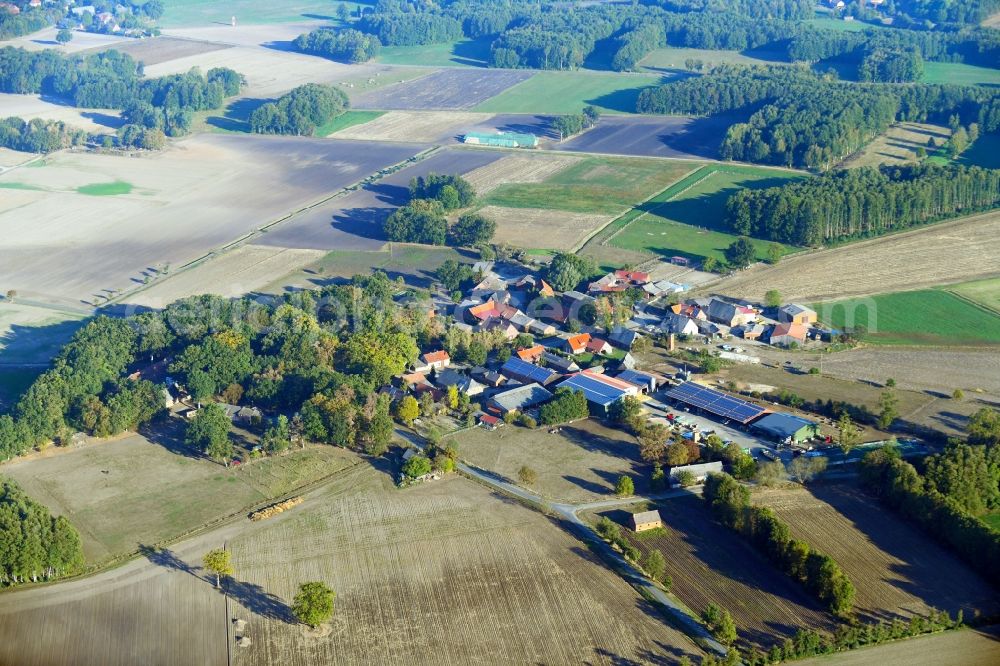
[
  {"left": 337, "top": 3, "right": 351, "bottom": 21},
  {"left": 518, "top": 465, "right": 537, "bottom": 486},
  {"left": 765, "top": 243, "right": 784, "bottom": 264},
  {"left": 202, "top": 548, "right": 233, "bottom": 588},
  {"left": 292, "top": 581, "right": 336, "bottom": 628},
  {"left": 724, "top": 237, "right": 756, "bottom": 269},
  {"left": 185, "top": 404, "right": 232, "bottom": 461},
  {"left": 666, "top": 439, "right": 691, "bottom": 466},
  {"left": 262, "top": 415, "right": 291, "bottom": 454},
  {"left": 703, "top": 603, "right": 737, "bottom": 645},
  {"left": 644, "top": 549, "right": 667, "bottom": 583},
  {"left": 638, "top": 424, "right": 668, "bottom": 463},
  {"left": 877, "top": 390, "right": 899, "bottom": 430},
  {"left": 837, "top": 412, "right": 861, "bottom": 453},
  {"left": 756, "top": 460, "right": 787, "bottom": 487},
  {"left": 788, "top": 456, "right": 827, "bottom": 483},
  {"left": 608, "top": 396, "right": 642, "bottom": 425},
  {"left": 675, "top": 470, "right": 696, "bottom": 487},
  {"left": 402, "top": 454, "right": 432, "bottom": 479},
  {"left": 967, "top": 408, "right": 1000, "bottom": 447},
  {"left": 448, "top": 213, "right": 495, "bottom": 247},
  {"left": 383, "top": 199, "right": 447, "bottom": 245},
  {"left": 56, "top": 29, "right": 73, "bottom": 45},
  {"left": 615, "top": 475, "right": 634, "bottom": 497},
  {"left": 765, "top": 289, "right": 782, "bottom": 309},
  {"left": 395, "top": 395, "right": 419, "bottom": 426},
  {"left": 952, "top": 389, "right": 964, "bottom": 400},
  {"left": 545, "top": 252, "right": 597, "bottom": 292}
]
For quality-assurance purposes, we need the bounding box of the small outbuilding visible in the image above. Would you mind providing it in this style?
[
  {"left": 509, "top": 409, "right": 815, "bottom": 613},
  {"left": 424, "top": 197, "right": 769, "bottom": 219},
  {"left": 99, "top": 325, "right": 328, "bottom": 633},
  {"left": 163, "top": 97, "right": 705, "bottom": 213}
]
[
  {"left": 779, "top": 304, "right": 818, "bottom": 325},
  {"left": 752, "top": 413, "right": 820, "bottom": 444},
  {"left": 631, "top": 509, "right": 663, "bottom": 532},
  {"left": 669, "top": 461, "right": 723, "bottom": 487}
]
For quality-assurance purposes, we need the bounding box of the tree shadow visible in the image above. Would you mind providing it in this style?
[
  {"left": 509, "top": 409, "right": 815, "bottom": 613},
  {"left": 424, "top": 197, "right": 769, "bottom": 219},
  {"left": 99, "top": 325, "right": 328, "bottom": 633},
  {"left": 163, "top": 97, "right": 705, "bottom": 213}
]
[
  {"left": 80, "top": 111, "right": 124, "bottom": 129},
  {"left": 329, "top": 206, "right": 392, "bottom": 241},
  {"left": 225, "top": 576, "right": 296, "bottom": 623},
  {"left": 138, "top": 417, "right": 203, "bottom": 460},
  {"left": 205, "top": 98, "right": 271, "bottom": 133},
  {"left": 139, "top": 544, "right": 203, "bottom": 580},
  {"left": 563, "top": 474, "right": 610, "bottom": 494}
]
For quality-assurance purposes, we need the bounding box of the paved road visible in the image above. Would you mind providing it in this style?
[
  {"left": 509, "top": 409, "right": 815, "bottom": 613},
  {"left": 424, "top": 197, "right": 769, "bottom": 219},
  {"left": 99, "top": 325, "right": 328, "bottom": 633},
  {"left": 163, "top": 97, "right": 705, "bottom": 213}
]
[{"left": 396, "top": 427, "right": 729, "bottom": 656}]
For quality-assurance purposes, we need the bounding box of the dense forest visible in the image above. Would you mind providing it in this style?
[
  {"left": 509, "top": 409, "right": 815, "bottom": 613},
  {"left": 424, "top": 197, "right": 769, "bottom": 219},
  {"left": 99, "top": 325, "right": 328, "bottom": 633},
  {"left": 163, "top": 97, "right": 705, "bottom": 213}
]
[
  {"left": 293, "top": 28, "right": 382, "bottom": 63},
  {"left": 725, "top": 164, "right": 1000, "bottom": 245},
  {"left": 0, "top": 479, "right": 84, "bottom": 586},
  {"left": 638, "top": 67, "right": 1000, "bottom": 168},
  {"left": 0, "top": 6, "right": 48, "bottom": 40},
  {"left": 0, "top": 117, "right": 86, "bottom": 153},
  {"left": 248, "top": 84, "right": 349, "bottom": 136}
]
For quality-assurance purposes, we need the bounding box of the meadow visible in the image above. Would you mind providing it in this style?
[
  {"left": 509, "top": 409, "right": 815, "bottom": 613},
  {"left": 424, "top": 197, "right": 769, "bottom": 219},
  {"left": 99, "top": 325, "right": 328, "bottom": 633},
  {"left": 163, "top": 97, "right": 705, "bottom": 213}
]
[
  {"left": 639, "top": 46, "right": 784, "bottom": 71},
  {"left": 158, "top": 0, "right": 363, "bottom": 27},
  {"left": 482, "top": 156, "right": 695, "bottom": 216},
  {"left": 473, "top": 71, "right": 667, "bottom": 115},
  {"left": 609, "top": 164, "right": 804, "bottom": 262},
  {"left": 814, "top": 289, "right": 1000, "bottom": 346},
  {"left": 376, "top": 38, "right": 492, "bottom": 68},
  {"left": 947, "top": 277, "right": 1000, "bottom": 315},
  {"left": 316, "top": 110, "right": 385, "bottom": 137},
  {"left": 921, "top": 61, "right": 1000, "bottom": 87}
]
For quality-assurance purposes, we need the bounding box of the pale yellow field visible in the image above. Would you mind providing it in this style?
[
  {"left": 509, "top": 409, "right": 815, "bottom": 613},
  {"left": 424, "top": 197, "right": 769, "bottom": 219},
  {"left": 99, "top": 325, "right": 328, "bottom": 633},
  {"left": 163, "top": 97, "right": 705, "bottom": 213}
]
[
  {"left": 463, "top": 153, "right": 582, "bottom": 194},
  {"left": 2, "top": 26, "right": 133, "bottom": 53},
  {"left": 843, "top": 123, "right": 950, "bottom": 169},
  {"left": 127, "top": 244, "right": 326, "bottom": 308},
  {"left": 332, "top": 110, "right": 492, "bottom": 143},
  {"left": 715, "top": 211, "right": 1000, "bottom": 302},
  {"left": 477, "top": 204, "right": 611, "bottom": 251},
  {"left": 0, "top": 93, "right": 120, "bottom": 134},
  {"left": 0, "top": 147, "right": 37, "bottom": 168}
]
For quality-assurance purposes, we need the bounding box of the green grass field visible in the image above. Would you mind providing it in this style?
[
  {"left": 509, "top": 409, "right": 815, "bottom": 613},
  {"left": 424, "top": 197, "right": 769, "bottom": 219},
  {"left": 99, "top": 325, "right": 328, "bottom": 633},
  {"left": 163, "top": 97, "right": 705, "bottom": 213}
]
[
  {"left": 483, "top": 156, "right": 697, "bottom": 216},
  {"left": 473, "top": 71, "right": 668, "bottom": 115},
  {"left": 318, "top": 110, "right": 384, "bottom": 136},
  {"left": 921, "top": 61, "right": 1000, "bottom": 87},
  {"left": 947, "top": 277, "right": 1000, "bottom": 315},
  {"left": 159, "top": 0, "right": 363, "bottom": 27},
  {"left": 377, "top": 38, "right": 492, "bottom": 67},
  {"left": 815, "top": 289, "right": 1000, "bottom": 346},
  {"left": 982, "top": 511, "right": 1000, "bottom": 532},
  {"left": 76, "top": 181, "right": 133, "bottom": 196},
  {"left": 609, "top": 165, "right": 804, "bottom": 262},
  {"left": 807, "top": 16, "right": 872, "bottom": 32},
  {"left": 639, "top": 47, "right": 785, "bottom": 71}
]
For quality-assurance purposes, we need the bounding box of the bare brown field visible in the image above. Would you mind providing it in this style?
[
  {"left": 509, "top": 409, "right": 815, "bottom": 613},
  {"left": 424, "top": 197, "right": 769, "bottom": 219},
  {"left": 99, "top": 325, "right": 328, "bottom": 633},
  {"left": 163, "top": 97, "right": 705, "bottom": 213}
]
[
  {"left": 0, "top": 133, "right": 418, "bottom": 306},
  {"left": 983, "top": 11, "right": 1000, "bottom": 27},
  {"left": 754, "top": 484, "right": 1000, "bottom": 622},
  {"left": 332, "top": 110, "right": 493, "bottom": 143},
  {"left": 592, "top": 494, "right": 836, "bottom": 649},
  {"left": 714, "top": 212, "right": 1000, "bottom": 302},
  {"left": 478, "top": 204, "right": 612, "bottom": 251},
  {"left": 1, "top": 421, "right": 359, "bottom": 563},
  {"left": 228, "top": 471, "right": 702, "bottom": 665},
  {"left": 127, "top": 245, "right": 326, "bottom": 308},
  {"left": 843, "top": 123, "right": 950, "bottom": 169},
  {"left": 2, "top": 26, "right": 133, "bottom": 53},
  {"left": 95, "top": 35, "right": 233, "bottom": 66},
  {"left": 0, "top": 93, "right": 120, "bottom": 133},
  {"left": 463, "top": 153, "right": 582, "bottom": 194},
  {"left": 458, "top": 419, "right": 648, "bottom": 502},
  {"left": 795, "top": 625, "right": 1000, "bottom": 666}
]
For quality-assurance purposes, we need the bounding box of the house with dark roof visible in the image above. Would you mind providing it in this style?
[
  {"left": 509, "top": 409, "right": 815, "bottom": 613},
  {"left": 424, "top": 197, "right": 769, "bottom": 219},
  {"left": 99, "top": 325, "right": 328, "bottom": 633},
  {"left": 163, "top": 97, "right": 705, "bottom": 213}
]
[
  {"left": 489, "top": 383, "right": 553, "bottom": 415},
  {"left": 501, "top": 357, "right": 561, "bottom": 385},
  {"left": 586, "top": 337, "right": 613, "bottom": 356},
  {"left": 435, "top": 369, "right": 486, "bottom": 396},
  {"left": 608, "top": 325, "right": 642, "bottom": 350},
  {"left": 541, "top": 352, "right": 580, "bottom": 374},
  {"left": 661, "top": 313, "right": 699, "bottom": 336},
  {"left": 779, "top": 303, "right": 818, "bottom": 325}
]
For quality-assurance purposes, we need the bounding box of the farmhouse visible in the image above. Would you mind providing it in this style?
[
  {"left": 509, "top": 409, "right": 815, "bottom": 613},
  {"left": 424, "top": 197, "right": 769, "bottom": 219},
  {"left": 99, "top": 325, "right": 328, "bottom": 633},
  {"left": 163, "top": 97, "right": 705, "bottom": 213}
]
[
  {"left": 665, "top": 382, "right": 766, "bottom": 425},
  {"left": 463, "top": 131, "right": 539, "bottom": 148},
  {"left": 435, "top": 369, "right": 486, "bottom": 396},
  {"left": 670, "top": 303, "right": 706, "bottom": 320},
  {"left": 669, "top": 461, "right": 724, "bottom": 486},
  {"left": 557, "top": 371, "right": 639, "bottom": 417},
  {"left": 489, "top": 383, "right": 553, "bottom": 415},
  {"left": 661, "top": 313, "right": 699, "bottom": 337},
  {"left": 478, "top": 413, "right": 503, "bottom": 430},
  {"left": 586, "top": 337, "right": 613, "bottom": 355},
  {"left": 562, "top": 333, "right": 592, "bottom": 355},
  {"left": 752, "top": 413, "right": 820, "bottom": 444},
  {"left": 770, "top": 322, "right": 808, "bottom": 347},
  {"left": 516, "top": 345, "right": 545, "bottom": 362},
  {"left": 541, "top": 352, "right": 580, "bottom": 374},
  {"left": 631, "top": 510, "right": 662, "bottom": 532},
  {"left": 779, "top": 303, "right": 818, "bottom": 325},
  {"left": 415, "top": 350, "right": 450, "bottom": 372},
  {"left": 706, "top": 299, "right": 755, "bottom": 327},
  {"left": 608, "top": 325, "right": 643, "bottom": 350}
]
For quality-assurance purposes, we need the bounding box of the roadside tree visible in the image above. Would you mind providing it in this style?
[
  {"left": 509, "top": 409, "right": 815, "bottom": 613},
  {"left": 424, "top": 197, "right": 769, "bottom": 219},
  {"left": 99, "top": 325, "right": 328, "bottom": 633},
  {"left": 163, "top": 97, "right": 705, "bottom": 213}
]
[{"left": 202, "top": 548, "right": 233, "bottom": 588}]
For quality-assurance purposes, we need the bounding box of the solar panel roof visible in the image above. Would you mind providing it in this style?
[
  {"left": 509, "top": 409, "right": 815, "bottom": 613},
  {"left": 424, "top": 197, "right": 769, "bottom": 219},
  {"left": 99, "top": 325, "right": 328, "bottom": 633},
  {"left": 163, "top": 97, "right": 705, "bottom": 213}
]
[
  {"left": 501, "top": 357, "right": 558, "bottom": 384},
  {"left": 559, "top": 373, "right": 630, "bottom": 406},
  {"left": 665, "top": 382, "right": 765, "bottom": 424}
]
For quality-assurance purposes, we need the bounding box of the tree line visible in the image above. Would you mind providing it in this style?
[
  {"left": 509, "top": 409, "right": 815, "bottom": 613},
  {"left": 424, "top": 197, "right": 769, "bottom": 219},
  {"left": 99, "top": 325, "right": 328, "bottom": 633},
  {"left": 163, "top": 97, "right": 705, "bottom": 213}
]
[
  {"left": 294, "top": 28, "right": 382, "bottom": 63},
  {"left": 703, "top": 473, "right": 856, "bottom": 615},
  {"left": 0, "top": 117, "right": 86, "bottom": 153},
  {"left": 0, "top": 478, "right": 84, "bottom": 587},
  {"left": 248, "top": 83, "right": 349, "bottom": 136},
  {"left": 383, "top": 173, "right": 496, "bottom": 247},
  {"left": 725, "top": 164, "right": 1000, "bottom": 246},
  {"left": 0, "top": 6, "right": 48, "bottom": 40}
]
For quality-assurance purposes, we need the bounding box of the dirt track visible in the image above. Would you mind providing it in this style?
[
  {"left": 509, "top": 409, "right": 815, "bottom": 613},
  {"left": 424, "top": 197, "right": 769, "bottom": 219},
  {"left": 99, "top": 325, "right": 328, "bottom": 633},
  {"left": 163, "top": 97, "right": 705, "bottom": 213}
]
[{"left": 714, "top": 211, "right": 1000, "bottom": 302}]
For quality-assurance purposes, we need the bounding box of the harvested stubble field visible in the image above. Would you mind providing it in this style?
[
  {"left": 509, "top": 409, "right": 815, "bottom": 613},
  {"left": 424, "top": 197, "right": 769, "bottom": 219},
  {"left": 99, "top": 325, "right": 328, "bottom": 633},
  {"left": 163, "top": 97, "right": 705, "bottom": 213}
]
[
  {"left": 254, "top": 147, "right": 501, "bottom": 252},
  {"left": 714, "top": 211, "right": 1000, "bottom": 303},
  {"left": 2, "top": 27, "right": 133, "bottom": 53},
  {"left": 0, "top": 93, "right": 120, "bottom": 133},
  {"left": 0, "top": 147, "right": 37, "bottom": 168},
  {"left": 591, "top": 494, "right": 835, "bottom": 650},
  {"left": 795, "top": 625, "right": 1000, "bottom": 666},
  {"left": 458, "top": 419, "right": 649, "bottom": 502},
  {"left": 95, "top": 35, "right": 233, "bottom": 66},
  {"left": 753, "top": 484, "right": 1000, "bottom": 622},
  {"left": 554, "top": 114, "right": 734, "bottom": 160},
  {"left": 948, "top": 276, "right": 1000, "bottom": 314},
  {"left": 351, "top": 68, "right": 534, "bottom": 111},
  {"left": 1, "top": 423, "right": 359, "bottom": 563},
  {"left": 477, "top": 205, "right": 610, "bottom": 251},
  {"left": 331, "top": 110, "right": 493, "bottom": 143},
  {"left": 462, "top": 152, "right": 581, "bottom": 194},
  {"left": 228, "top": 470, "right": 702, "bottom": 664},
  {"left": 842, "top": 123, "right": 950, "bottom": 169},
  {"left": 0, "top": 134, "right": 418, "bottom": 305},
  {"left": 126, "top": 245, "right": 326, "bottom": 308}
]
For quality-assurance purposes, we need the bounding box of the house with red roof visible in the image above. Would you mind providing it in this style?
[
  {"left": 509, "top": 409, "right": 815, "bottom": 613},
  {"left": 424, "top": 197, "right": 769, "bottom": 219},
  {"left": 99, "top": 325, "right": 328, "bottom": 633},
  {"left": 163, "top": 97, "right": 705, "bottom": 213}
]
[
  {"left": 516, "top": 345, "right": 545, "bottom": 363},
  {"left": 562, "top": 333, "right": 592, "bottom": 355}
]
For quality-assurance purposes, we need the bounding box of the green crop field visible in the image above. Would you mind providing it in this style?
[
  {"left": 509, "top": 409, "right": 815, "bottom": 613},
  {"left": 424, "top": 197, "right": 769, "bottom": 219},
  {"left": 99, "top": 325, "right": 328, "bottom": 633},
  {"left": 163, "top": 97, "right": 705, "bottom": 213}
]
[
  {"left": 608, "top": 165, "right": 804, "bottom": 262},
  {"left": 947, "top": 277, "right": 1000, "bottom": 315},
  {"left": 377, "top": 38, "right": 491, "bottom": 67},
  {"left": 319, "top": 110, "right": 384, "bottom": 137},
  {"left": 921, "top": 62, "right": 1000, "bottom": 87},
  {"left": 482, "top": 156, "right": 697, "bottom": 215},
  {"left": 639, "top": 47, "right": 785, "bottom": 71},
  {"left": 77, "top": 181, "right": 133, "bottom": 196},
  {"left": 473, "top": 71, "right": 668, "bottom": 115},
  {"left": 159, "top": 0, "right": 363, "bottom": 27},
  {"left": 807, "top": 16, "right": 871, "bottom": 32},
  {"left": 815, "top": 289, "right": 1000, "bottom": 346}
]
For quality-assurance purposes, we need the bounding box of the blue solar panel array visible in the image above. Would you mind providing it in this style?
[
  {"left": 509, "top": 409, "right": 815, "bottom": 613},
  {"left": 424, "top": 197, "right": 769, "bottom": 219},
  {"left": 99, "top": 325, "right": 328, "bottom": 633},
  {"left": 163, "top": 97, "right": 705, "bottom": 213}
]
[
  {"left": 558, "top": 373, "right": 629, "bottom": 406},
  {"left": 665, "top": 382, "right": 765, "bottom": 423},
  {"left": 501, "top": 357, "right": 558, "bottom": 384}
]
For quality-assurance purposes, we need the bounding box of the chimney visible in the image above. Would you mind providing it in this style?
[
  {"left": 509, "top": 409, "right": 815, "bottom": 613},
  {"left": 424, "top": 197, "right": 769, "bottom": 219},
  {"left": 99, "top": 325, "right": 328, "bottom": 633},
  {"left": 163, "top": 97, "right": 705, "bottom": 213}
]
[{"left": 668, "top": 333, "right": 676, "bottom": 352}]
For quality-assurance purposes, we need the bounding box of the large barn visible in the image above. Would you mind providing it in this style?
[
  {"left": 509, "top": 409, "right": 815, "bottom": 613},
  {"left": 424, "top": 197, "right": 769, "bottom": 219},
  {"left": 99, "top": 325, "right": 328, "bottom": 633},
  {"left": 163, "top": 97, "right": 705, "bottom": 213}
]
[{"left": 664, "top": 382, "right": 766, "bottom": 425}]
